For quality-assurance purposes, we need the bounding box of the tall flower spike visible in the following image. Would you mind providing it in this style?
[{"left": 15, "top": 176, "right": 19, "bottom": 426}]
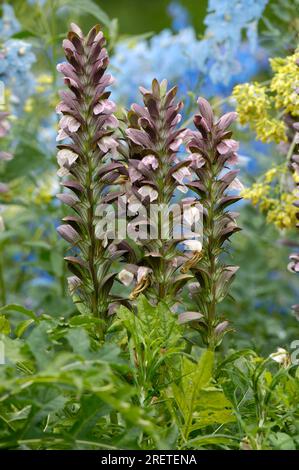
[
  {"left": 287, "top": 60, "right": 299, "bottom": 318},
  {"left": 123, "top": 79, "right": 194, "bottom": 304},
  {"left": 179, "top": 98, "right": 242, "bottom": 348},
  {"left": 56, "top": 24, "right": 125, "bottom": 338},
  {"left": 289, "top": 91, "right": 299, "bottom": 318}
]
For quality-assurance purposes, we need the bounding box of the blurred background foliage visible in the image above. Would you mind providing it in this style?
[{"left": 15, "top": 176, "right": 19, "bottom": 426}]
[{"left": 98, "top": 0, "right": 208, "bottom": 35}]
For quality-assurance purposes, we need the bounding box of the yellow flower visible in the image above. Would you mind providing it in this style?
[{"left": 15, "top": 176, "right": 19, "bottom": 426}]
[
  {"left": 264, "top": 167, "right": 278, "bottom": 183},
  {"left": 255, "top": 118, "right": 287, "bottom": 143},
  {"left": 232, "top": 82, "right": 270, "bottom": 126},
  {"left": 233, "top": 50, "right": 299, "bottom": 145},
  {"left": 270, "top": 51, "right": 299, "bottom": 116},
  {"left": 266, "top": 192, "right": 297, "bottom": 229},
  {"left": 241, "top": 183, "right": 270, "bottom": 206},
  {"left": 259, "top": 197, "right": 276, "bottom": 212}
]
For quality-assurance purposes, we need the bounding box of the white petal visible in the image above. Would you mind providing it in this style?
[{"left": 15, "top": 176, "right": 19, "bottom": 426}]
[
  {"left": 229, "top": 178, "right": 244, "bottom": 191},
  {"left": 183, "top": 239, "right": 202, "bottom": 252},
  {"left": 269, "top": 347, "right": 288, "bottom": 364},
  {"left": 138, "top": 185, "right": 158, "bottom": 202},
  {"left": 118, "top": 269, "right": 134, "bottom": 286},
  {"left": 137, "top": 266, "right": 151, "bottom": 283}
]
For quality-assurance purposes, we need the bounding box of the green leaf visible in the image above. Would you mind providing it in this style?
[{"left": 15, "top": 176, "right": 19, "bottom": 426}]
[
  {"left": 15, "top": 319, "right": 35, "bottom": 338},
  {"left": 6, "top": 405, "right": 32, "bottom": 423},
  {"left": 69, "top": 395, "right": 111, "bottom": 439},
  {"left": 170, "top": 349, "right": 234, "bottom": 439},
  {"left": 190, "top": 389, "right": 235, "bottom": 430},
  {"left": 50, "top": 250, "right": 64, "bottom": 277},
  {"left": 67, "top": 328, "right": 90, "bottom": 356},
  {"left": 0, "top": 304, "right": 37, "bottom": 321},
  {"left": 27, "top": 322, "right": 53, "bottom": 368},
  {"left": 11, "top": 30, "right": 39, "bottom": 39},
  {"left": 0, "top": 335, "right": 27, "bottom": 364},
  {"left": 69, "top": 315, "right": 99, "bottom": 327},
  {"left": 58, "top": 0, "right": 111, "bottom": 27},
  {"left": 0, "top": 315, "right": 10, "bottom": 335},
  {"left": 269, "top": 432, "right": 296, "bottom": 450},
  {"left": 184, "top": 433, "right": 239, "bottom": 449},
  {"left": 23, "top": 241, "right": 52, "bottom": 250},
  {"left": 215, "top": 349, "right": 257, "bottom": 378},
  {"left": 173, "top": 351, "right": 213, "bottom": 428},
  {"left": 2, "top": 141, "right": 49, "bottom": 182}
]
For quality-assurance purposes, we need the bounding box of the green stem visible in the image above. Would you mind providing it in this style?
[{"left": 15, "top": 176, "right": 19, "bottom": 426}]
[
  {"left": 0, "top": 248, "right": 6, "bottom": 306},
  {"left": 286, "top": 133, "right": 297, "bottom": 164},
  {"left": 83, "top": 70, "right": 103, "bottom": 336},
  {"left": 205, "top": 153, "right": 218, "bottom": 347}
]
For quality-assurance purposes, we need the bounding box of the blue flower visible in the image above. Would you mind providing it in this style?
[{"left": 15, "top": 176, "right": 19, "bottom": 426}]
[
  {"left": 111, "top": 0, "right": 269, "bottom": 105},
  {"left": 0, "top": 39, "right": 36, "bottom": 112},
  {"left": 0, "top": 3, "right": 20, "bottom": 39},
  {"left": 204, "top": 0, "right": 269, "bottom": 82},
  {"left": 110, "top": 28, "right": 208, "bottom": 105},
  {"left": 167, "top": 1, "right": 191, "bottom": 32}
]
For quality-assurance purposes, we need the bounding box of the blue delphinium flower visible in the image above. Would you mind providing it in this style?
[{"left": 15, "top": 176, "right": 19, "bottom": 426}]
[
  {"left": 110, "top": 28, "right": 208, "bottom": 105},
  {"left": 167, "top": 1, "right": 191, "bottom": 32},
  {"left": 111, "top": 0, "right": 269, "bottom": 105},
  {"left": 205, "top": 0, "right": 268, "bottom": 52},
  {"left": 0, "top": 4, "right": 36, "bottom": 114},
  {"left": 0, "top": 39, "right": 36, "bottom": 111},
  {"left": 204, "top": 0, "right": 269, "bottom": 83},
  {"left": 202, "top": 42, "right": 269, "bottom": 97},
  {"left": 0, "top": 3, "right": 20, "bottom": 39}
]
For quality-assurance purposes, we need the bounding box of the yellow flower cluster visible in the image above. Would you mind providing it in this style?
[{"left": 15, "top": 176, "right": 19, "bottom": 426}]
[
  {"left": 266, "top": 192, "right": 298, "bottom": 230},
  {"left": 234, "top": 49, "right": 299, "bottom": 229},
  {"left": 242, "top": 166, "right": 298, "bottom": 230},
  {"left": 232, "top": 50, "right": 299, "bottom": 144},
  {"left": 270, "top": 51, "right": 299, "bottom": 116},
  {"left": 233, "top": 82, "right": 270, "bottom": 125},
  {"left": 255, "top": 118, "right": 287, "bottom": 144},
  {"left": 232, "top": 83, "right": 287, "bottom": 143},
  {"left": 264, "top": 167, "right": 278, "bottom": 183},
  {"left": 242, "top": 182, "right": 270, "bottom": 206}
]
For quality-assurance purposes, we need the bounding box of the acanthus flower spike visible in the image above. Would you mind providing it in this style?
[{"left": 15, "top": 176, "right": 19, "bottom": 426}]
[
  {"left": 289, "top": 66, "right": 299, "bottom": 319},
  {"left": 180, "top": 97, "right": 242, "bottom": 348},
  {"left": 56, "top": 23, "right": 128, "bottom": 339},
  {"left": 122, "top": 79, "right": 195, "bottom": 304}
]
